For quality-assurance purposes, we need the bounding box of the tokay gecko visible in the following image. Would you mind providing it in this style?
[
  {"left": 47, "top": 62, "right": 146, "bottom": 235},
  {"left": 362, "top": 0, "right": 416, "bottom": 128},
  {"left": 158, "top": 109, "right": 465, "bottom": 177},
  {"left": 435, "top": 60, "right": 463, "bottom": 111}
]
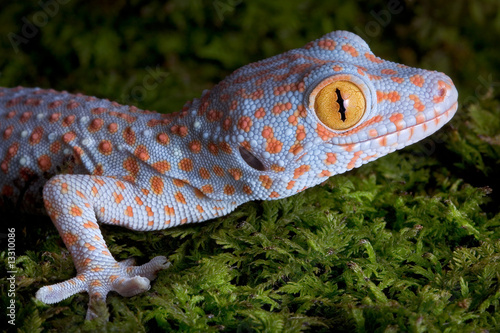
[{"left": 0, "top": 31, "right": 458, "bottom": 319}]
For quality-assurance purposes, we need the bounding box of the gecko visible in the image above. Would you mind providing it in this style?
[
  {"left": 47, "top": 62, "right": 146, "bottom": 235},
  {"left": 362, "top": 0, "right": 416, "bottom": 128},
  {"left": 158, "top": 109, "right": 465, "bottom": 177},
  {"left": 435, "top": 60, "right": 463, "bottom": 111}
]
[{"left": 0, "top": 31, "right": 458, "bottom": 319}]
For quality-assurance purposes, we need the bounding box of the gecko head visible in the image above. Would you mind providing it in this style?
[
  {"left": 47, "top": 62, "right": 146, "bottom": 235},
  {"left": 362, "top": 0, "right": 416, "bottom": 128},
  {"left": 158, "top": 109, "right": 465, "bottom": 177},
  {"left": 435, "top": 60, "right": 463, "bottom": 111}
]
[{"left": 187, "top": 31, "right": 458, "bottom": 202}]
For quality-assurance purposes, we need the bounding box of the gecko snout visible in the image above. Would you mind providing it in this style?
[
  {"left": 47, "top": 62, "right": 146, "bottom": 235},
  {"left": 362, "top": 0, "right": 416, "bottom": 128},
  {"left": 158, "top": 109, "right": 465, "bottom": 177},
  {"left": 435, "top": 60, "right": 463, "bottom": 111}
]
[{"left": 432, "top": 73, "right": 458, "bottom": 112}]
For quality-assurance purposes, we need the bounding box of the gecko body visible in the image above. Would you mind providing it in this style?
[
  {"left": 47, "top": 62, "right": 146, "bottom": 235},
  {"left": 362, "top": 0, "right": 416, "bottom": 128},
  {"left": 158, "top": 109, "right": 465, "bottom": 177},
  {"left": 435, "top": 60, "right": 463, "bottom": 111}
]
[{"left": 0, "top": 31, "right": 458, "bottom": 319}]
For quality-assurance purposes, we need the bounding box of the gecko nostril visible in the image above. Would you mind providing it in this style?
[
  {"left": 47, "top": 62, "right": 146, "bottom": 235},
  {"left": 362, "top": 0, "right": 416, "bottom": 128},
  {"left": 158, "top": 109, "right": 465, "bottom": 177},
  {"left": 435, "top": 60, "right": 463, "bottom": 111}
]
[
  {"left": 438, "top": 87, "right": 446, "bottom": 97},
  {"left": 239, "top": 146, "right": 266, "bottom": 171}
]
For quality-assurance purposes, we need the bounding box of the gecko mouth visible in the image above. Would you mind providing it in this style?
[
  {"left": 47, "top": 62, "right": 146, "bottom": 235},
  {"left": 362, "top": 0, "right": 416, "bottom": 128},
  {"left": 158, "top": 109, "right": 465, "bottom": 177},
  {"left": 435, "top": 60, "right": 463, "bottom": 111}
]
[{"left": 346, "top": 101, "right": 458, "bottom": 148}]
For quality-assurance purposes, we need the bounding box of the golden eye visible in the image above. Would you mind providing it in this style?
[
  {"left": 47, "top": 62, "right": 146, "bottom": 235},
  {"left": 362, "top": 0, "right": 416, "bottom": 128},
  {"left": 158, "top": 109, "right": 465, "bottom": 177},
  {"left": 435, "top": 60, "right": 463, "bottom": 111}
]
[{"left": 314, "top": 81, "right": 366, "bottom": 130}]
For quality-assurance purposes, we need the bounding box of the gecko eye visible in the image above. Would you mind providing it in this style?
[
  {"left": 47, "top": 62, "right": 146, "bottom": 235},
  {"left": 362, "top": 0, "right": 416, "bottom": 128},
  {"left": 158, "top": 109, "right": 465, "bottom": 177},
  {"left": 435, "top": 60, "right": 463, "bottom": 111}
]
[
  {"left": 239, "top": 146, "right": 266, "bottom": 171},
  {"left": 313, "top": 81, "right": 366, "bottom": 130}
]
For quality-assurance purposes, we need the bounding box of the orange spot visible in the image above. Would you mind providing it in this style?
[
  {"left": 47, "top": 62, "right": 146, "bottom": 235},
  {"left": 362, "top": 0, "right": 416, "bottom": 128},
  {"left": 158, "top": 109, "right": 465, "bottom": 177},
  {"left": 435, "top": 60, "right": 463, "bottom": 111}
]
[
  {"left": 157, "top": 133, "right": 170, "bottom": 145},
  {"left": 125, "top": 206, "right": 134, "bottom": 217},
  {"left": 175, "top": 192, "right": 186, "bottom": 204},
  {"left": 62, "top": 232, "right": 78, "bottom": 246},
  {"left": 115, "top": 181, "right": 126, "bottom": 190},
  {"left": 90, "top": 280, "right": 102, "bottom": 287},
  {"left": 135, "top": 196, "right": 143, "bottom": 205},
  {"left": 89, "top": 118, "right": 104, "bottom": 133},
  {"left": 172, "top": 178, "right": 185, "bottom": 187},
  {"left": 271, "top": 164, "right": 285, "bottom": 172},
  {"left": 296, "top": 125, "right": 306, "bottom": 141},
  {"left": 171, "top": 125, "right": 188, "bottom": 137},
  {"left": 416, "top": 114, "right": 425, "bottom": 124},
  {"left": 410, "top": 74, "right": 425, "bottom": 87},
  {"left": 365, "top": 53, "right": 383, "bottom": 63},
  {"left": 145, "top": 206, "right": 154, "bottom": 217},
  {"left": 325, "top": 152, "right": 337, "bottom": 165},
  {"left": 255, "top": 107, "right": 266, "bottom": 119},
  {"left": 222, "top": 117, "right": 232, "bottom": 131},
  {"left": 83, "top": 221, "right": 98, "bottom": 229},
  {"left": 152, "top": 160, "right": 171, "bottom": 174},
  {"left": 62, "top": 115, "right": 75, "bottom": 127},
  {"left": 368, "top": 74, "right": 382, "bottom": 80},
  {"left": 219, "top": 142, "right": 232, "bottom": 154},
  {"left": 70, "top": 205, "right": 82, "bottom": 217},
  {"left": 179, "top": 158, "right": 193, "bottom": 172},
  {"left": 262, "top": 126, "right": 273, "bottom": 139},
  {"left": 67, "top": 101, "right": 80, "bottom": 110},
  {"left": 37, "top": 155, "right": 52, "bottom": 172},
  {"left": 293, "top": 165, "right": 310, "bottom": 179},
  {"left": 199, "top": 168, "right": 210, "bottom": 179},
  {"left": 409, "top": 94, "right": 425, "bottom": 112},
  {"left": 134, "top": 145, "right": 149, "bottom": 161},
  {"left": 62, "top": 131, "right": 76, "bottom": 143},
  {"left": 151, "top": 176, "right": 164, "bottom": 195},
  {"left": 193, "top": 188, "right": 204, "bottom": 199},
  {"left": 122, "top": 127, "right": 136, "bottom": 146},
  {"left": 201, "top": 184, "right": 214, "bottom": 194},
  {"left": 381, "top": 69, "right": 397, "bottom": 75},
  {"left": 391, "top": 77, "right": 404, "bottom": 83},
  {"left": 238, "top": 116, "right": 253, "bottom": 132},
  {"left": 3, "top": 125, "right": 13, "bottom": 140},
  {"left": 266, "top": 138, "right": 283, "bottom": 154},
  {"left": 318, "top": 38, "right": 336, "bottom": 50},
  {"left": 196, "top": 205, "right": 204, "bottom": 213},
  {"left": 107, "top": 122, "right": 118, "bottom": 133},
  {"left": 29, "top": 126, "right": 44, "bottom": 145},
  {"left": 113, "top": 192, "right": 123, "bottom": 204},
  {"left": 286, "top": 181, "right": 296, "bottom": 190},
  {"left": 224, "top": 185, "right": 235, "bottom": 195},
  {"left": 376, "top": 91, "right": 401, "bottom": 103},
  {"left": 259, "top": 175, "right": 273, "bottom": 189},
  {"left": 272, "top": 102, "right": 292, "bottom": 115},
  {"left": 207, "top": 109, "right": 223, "bottom": 122},
  {"left": 342, "top": 44, "right": 358, "bottom": 57},
  {"left": 208, "top": 142, "right": 219, "bottom": 155},
  {"left": 242, "top": 185, "right": 253, "bottom": 195},
  {"left": 389, "top": 113, "right": 404, "bottom": 131},
  {"left": 347, "top": 151, "right": 363, "bottom": 170},
  {"left": 228, "top": 168, "right": 242, "bottom": 180},
  {"left": 189, "top": 140, "right": 202, "bottom": 153},
  {"left": 98, "top": 140, "right": 113, "bottom": 155},
  {"left": 20, "top": 111, "right": 33, "bottom": 123},
  {"left": 164, "top": 205, "right": 175, "bottom": 216},
  {"left": 213, "top": 166, "right": 225, "bottom": 177},
  {"left": 48, "top": 112, "right": 61, "bottom": 123}
]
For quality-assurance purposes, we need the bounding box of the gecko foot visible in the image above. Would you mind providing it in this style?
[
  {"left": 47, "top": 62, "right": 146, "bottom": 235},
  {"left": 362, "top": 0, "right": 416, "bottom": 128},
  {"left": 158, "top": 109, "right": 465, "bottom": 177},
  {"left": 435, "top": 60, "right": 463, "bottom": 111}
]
[{"left": 36, "top": 255, "right": 170, "bottom": 320}]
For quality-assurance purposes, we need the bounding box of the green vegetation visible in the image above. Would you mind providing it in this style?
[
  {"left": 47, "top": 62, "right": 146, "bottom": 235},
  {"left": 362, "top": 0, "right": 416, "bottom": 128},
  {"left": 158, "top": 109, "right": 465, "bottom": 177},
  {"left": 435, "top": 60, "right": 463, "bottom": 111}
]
[{"left": 1, "top": 0, "right": 499, "bottom": 331}]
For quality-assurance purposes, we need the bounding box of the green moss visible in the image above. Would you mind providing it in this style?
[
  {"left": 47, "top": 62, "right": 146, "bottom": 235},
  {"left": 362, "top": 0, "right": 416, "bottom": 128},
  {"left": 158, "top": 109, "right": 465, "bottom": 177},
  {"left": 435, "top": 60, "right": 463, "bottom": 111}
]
[{"left": 1, "top": 1, "right": 499, "bottom": 332}]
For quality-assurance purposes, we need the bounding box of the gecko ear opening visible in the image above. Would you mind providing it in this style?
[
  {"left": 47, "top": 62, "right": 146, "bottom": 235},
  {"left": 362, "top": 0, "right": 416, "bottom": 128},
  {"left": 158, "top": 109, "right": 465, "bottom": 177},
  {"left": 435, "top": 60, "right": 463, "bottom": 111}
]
[{"left": 239, "top": 146, "right": 266, "bottom": 171}]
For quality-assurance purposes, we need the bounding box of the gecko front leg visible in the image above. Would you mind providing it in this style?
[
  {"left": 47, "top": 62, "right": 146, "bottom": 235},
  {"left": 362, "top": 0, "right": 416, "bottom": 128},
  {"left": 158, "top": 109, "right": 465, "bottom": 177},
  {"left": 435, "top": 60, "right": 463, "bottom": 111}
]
[{"left": 36, "top": 174, "right": 170, "bottom": 320}]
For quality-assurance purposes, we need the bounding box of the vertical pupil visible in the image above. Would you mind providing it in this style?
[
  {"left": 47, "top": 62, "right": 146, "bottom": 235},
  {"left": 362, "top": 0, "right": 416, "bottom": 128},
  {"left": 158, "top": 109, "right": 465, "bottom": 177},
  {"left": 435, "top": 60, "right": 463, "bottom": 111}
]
[{"left": 335, "top": 88, "right": 346, "bottom": 122}]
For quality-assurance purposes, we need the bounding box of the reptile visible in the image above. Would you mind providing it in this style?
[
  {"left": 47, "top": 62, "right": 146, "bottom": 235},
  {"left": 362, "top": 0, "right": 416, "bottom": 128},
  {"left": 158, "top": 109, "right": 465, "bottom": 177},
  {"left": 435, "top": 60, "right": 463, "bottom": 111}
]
[{"left": 0, "top": 31, "right": 458, "bottom": 319}]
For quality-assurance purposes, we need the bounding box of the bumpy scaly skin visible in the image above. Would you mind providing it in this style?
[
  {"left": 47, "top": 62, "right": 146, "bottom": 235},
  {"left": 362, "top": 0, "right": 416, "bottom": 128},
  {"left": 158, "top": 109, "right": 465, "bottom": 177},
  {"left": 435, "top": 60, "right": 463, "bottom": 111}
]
[{"left": 0, "top": 31, "right": 458, "bottom": 319}]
